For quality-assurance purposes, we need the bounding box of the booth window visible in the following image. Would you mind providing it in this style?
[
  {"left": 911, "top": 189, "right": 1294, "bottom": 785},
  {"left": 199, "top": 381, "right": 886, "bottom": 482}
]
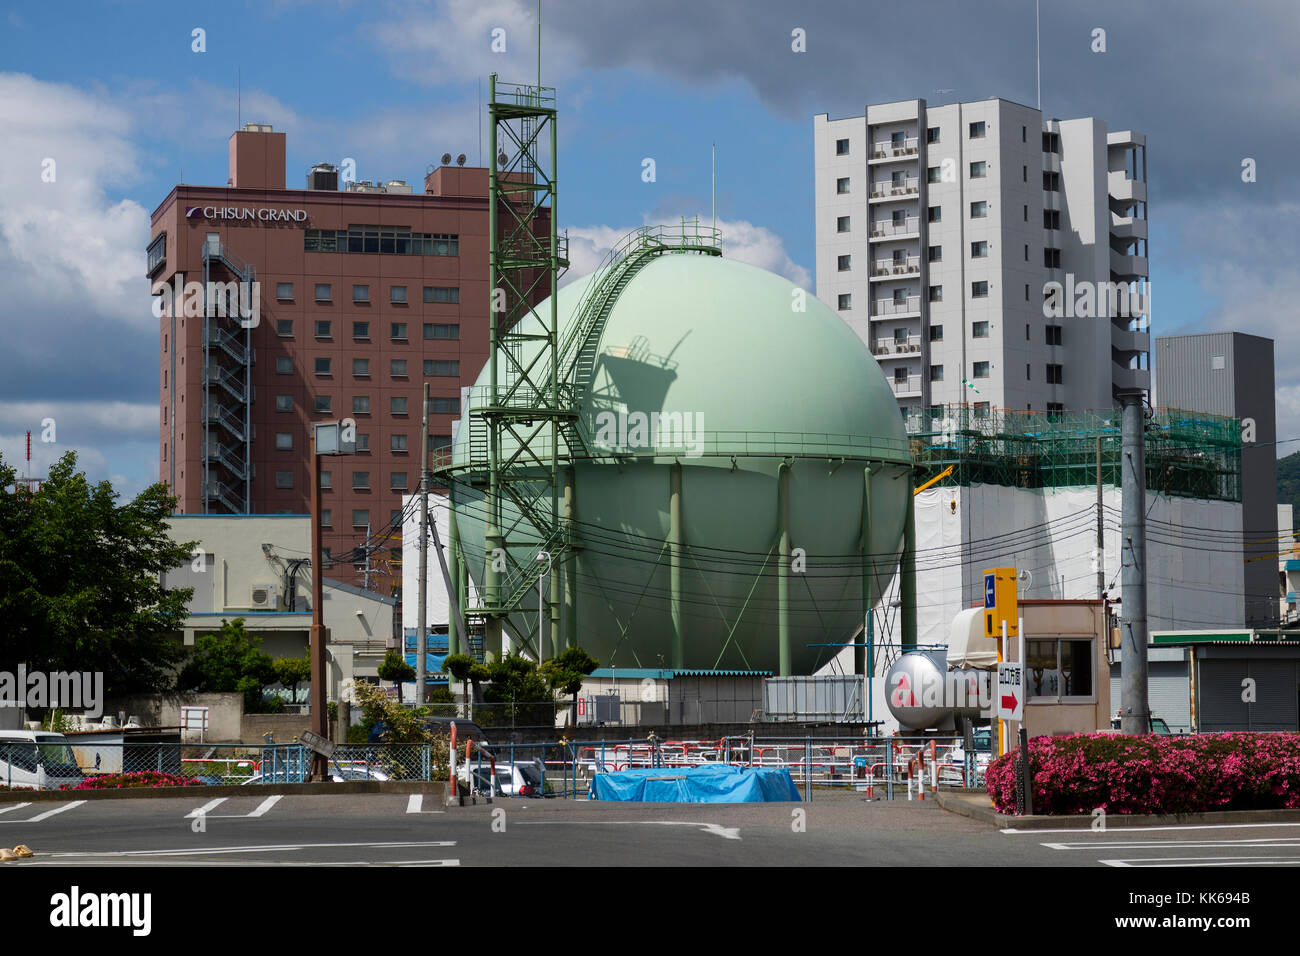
[{"left": 1026, "top": 638, "right": 1093, "bottom": 699}]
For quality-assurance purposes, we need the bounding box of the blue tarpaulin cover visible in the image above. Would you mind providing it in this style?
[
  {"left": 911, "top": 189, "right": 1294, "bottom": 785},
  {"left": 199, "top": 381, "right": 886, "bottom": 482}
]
[{"left": 588, "top": 765, "right": 801, "bottom": 803}]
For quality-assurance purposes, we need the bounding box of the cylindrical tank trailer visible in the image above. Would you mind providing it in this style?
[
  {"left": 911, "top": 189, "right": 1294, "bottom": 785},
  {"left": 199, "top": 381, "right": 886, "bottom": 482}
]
[{"left": 885, "top": 651, "right": 990, "bottom": 730}]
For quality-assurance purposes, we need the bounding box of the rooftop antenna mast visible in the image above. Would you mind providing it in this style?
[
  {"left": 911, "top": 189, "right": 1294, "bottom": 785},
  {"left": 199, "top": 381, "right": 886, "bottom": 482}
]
[
  {"left": 237, "top": 67, "right": 241, "bottom": 128},
  {"left": 1035, "top": 0, "right": 1041, "bottom": 110}
]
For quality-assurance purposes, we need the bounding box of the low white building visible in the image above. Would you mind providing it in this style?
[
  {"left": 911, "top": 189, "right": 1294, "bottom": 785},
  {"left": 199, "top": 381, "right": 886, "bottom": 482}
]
[{"left": 163, "top": 514, "right": 397, "bottom": 690}]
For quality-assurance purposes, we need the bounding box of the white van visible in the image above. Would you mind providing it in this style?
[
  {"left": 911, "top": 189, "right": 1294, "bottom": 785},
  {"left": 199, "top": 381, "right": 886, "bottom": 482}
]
[{"left": 0, "top": 731, "right": 84, "bottom": 790}]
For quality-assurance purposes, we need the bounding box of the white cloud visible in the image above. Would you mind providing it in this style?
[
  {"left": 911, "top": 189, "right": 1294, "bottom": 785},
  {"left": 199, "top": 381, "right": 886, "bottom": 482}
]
[
  {"left": 0, "top": 73, "right": 152, "bottom": 329},
  {"left": 369, "top": 0, "right": 583, "bottom": 89},
  {"left": 565, "top": 217, "right": 810, "bottom": 288}
]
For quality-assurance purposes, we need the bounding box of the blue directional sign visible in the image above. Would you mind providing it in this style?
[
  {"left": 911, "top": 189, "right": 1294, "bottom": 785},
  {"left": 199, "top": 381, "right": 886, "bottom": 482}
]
[{"left": 985, "top": 572, "right": 996, "bottom": 609}]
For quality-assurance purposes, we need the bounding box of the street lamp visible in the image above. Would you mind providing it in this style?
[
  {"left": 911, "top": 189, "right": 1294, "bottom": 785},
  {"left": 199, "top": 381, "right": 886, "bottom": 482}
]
[
  {"left": 536, "top": 550, "right": 553, "bottom": 663},
  {"left": 310, "top": 420, "right": 355, "bottom": 781}
]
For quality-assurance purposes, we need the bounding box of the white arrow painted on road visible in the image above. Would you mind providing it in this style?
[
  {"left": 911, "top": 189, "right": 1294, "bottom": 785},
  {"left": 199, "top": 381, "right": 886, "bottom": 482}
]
[{"left": 516, "top": 820, "right": 741, "bottom": 840}]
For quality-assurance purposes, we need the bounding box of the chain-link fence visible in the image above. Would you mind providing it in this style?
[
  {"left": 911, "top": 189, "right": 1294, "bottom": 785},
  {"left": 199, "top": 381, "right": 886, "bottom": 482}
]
[
  {"left": 3, "top": 735, "right": 986, "bottom": 799},
  {"left": 0, "top": 741, "right": 451, "bottom": 790}
]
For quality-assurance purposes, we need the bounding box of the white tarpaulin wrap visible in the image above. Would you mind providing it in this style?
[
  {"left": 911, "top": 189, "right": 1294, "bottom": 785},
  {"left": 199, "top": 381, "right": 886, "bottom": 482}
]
[{"left": 947, "top": 606, "right": 996, "bottom": 669}]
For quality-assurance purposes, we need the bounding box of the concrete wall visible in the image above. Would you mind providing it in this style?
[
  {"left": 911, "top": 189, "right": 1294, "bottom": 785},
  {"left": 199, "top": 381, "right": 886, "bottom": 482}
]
[{"left": 240, "top": 713, "right": 312, "bottom": 745}]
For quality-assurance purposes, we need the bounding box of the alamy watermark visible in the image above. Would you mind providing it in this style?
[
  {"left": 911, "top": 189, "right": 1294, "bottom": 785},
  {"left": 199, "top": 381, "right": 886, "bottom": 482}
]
[
  {"left": 889, "top": 667, "right": 992, "bottom": 710},
  {"left": 592, "top": 409, "right": 706, "bottom": 458},
  {"left": 0, "top": 666, "right": 103, "bottom": 718},
  {"left": 151, "top": 272, "right": 261, "bottom": 329},
  {"left": 1042, "top": 274, "right": 1146, "bottom": 319}
]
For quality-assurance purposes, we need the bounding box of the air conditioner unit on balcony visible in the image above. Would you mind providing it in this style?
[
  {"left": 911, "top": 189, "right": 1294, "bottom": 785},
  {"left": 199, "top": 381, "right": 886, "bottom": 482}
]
[
  {"left": 250, "top": 584, "right": 278, "bottom": 610},
  {"left": 908, "top": 344, "right": 920, "bottom": 352}
]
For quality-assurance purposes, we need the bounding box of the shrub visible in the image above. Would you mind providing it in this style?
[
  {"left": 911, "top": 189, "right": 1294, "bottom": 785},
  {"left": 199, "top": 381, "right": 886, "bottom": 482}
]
[
  {"left": 74, "top": 771, "right": 204, "bottom": 790},
  {"left": 986, "top": 732, "right": 1300, "bottom": 815}
]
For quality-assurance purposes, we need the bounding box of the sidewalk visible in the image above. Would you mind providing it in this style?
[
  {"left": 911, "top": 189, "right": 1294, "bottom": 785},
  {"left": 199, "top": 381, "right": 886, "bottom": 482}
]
[{"left": 935, "top": 788, "right": 1300, "bottom": 829}]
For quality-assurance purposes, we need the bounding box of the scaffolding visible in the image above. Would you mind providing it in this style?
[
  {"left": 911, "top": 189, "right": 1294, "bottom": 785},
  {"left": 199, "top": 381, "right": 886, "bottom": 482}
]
[{"left": 906, "top": 404, "right": 1240, "bottom": 501}]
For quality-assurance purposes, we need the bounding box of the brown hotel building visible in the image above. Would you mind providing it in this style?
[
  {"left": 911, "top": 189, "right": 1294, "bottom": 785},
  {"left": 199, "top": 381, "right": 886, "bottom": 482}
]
[{"left": 150, "top": 124, "right": 502, "bottom": 594}]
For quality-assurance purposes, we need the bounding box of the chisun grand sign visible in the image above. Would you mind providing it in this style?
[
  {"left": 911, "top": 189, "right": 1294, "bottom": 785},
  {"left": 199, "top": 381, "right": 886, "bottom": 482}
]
[{"left": 186, "top": 205, "right": 308, "bottom": 223}]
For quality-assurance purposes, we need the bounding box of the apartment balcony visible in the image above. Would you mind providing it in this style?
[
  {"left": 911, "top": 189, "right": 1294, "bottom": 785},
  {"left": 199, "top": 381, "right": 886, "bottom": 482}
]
[
  {"left": 871, "top": 256, "right": 921, "bottom": 280},
  {"left": 1110, "top": 250, "right": 1148, "bottom": 280},
  {"left": 873, "top": 335, "right": 923, "bottom": 359},
  {"left": 1112, "top": 326, "right": 1150, "bottom": 355},
  {"left": 1108, "top": 171, "right": 1147, "bottom": 204},
  {"left": 1043, "top": 190, "right": 1061, "bottom": 211},
  {"left": 1110, "top": 215, "right": 1148, "bottom": 241},
  {"left": 870, "top": 137, "right": 920, "bottom": 162},
  {"left": 889, "top": 374, "right": 923, "bottom": 398},
  {"left": 870, "top": 217, "right": 920, "bottom": 241},
  {"left": 1112, "top": 364, "right": 1150, "bottom": 394},
  {"left": 870, "top": 178, "right": 920, "bottom": 202},
  {"left": 1042, "top": 152, "right": 1061, "bottom": 173},
  {"left": 1107, "top": 130, "right": 1146, "bottom": 150},
  {"left": 871, "top": 295, "right": 922, "bottom": 318}
]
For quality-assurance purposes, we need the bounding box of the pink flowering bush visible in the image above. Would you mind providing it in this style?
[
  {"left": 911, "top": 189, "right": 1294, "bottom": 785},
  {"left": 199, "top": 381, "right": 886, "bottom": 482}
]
[
  {"left": 986, "top": 733, "right": 1300, "bottom": 815},
  {"left": 72, "top": 771, "right": 204, "bottom": 790}
]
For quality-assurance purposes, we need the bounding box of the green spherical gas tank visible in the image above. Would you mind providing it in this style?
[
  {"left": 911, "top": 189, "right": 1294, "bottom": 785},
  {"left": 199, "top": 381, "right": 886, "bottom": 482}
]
[{"left": 450, "top": 252, "right": 911, "bottom": 673}]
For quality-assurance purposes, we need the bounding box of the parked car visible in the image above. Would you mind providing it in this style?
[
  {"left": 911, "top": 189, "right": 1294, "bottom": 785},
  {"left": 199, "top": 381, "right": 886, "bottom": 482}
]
[
  {"left": 1108, "top": 715, "right": 1175, "bottom": 734},
  {"left": 0, "top": 731, "right": 84, "bottom": 790},
  {"left": 459, "top": 758, "right": 545, "bottom": 797}
]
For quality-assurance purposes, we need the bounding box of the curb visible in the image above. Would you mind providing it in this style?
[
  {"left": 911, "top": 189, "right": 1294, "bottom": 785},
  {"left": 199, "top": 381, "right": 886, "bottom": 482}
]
[
  {"left": 934, "top": 789, "right": 1300, "bottom": 829},
  {"left": 0, "top": 781, "right": 450, "bottom": 804}
]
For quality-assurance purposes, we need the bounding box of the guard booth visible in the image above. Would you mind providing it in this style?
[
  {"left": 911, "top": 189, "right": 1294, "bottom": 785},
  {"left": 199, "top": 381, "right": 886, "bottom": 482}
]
[{"left": 949, "top": 599, "right": 1112, "bottom": 739}]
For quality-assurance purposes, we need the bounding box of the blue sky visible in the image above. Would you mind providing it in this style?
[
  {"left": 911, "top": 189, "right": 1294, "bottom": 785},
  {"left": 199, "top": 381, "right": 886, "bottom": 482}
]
[{"left": 1, "top": 0, "right": 1297, "bottom": 498}]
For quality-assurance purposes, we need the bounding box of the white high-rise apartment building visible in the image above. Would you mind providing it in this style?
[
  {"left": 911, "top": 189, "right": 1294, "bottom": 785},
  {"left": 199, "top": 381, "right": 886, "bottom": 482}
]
[{"left": 814, "top": 97, "right": 1149, "bottom": 420}]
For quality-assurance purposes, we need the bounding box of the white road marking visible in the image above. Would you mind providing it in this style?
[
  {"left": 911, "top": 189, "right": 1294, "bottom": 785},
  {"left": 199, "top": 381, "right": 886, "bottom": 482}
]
[
  {"left": 0, "top": 801, "right": 85, "bottom": 823},
  {"left": 40, "top": 839, "right": 458, "bottom": 860},
  {"left": 0, "top": 803, "right": 32, "bottom": 816},
  {"left": 186, "top": 798, "right": 228, "bottom": 819},
  {"left": 1004, "top": 821, "right": 1300, "bottom": 835},
  {"left": 516, "top": 820, "right": 741, "bottom": 840},
  {"left": 193, "top": 795, "right": 284, "bottom": 819},
  {"left": 1045, "top": 838, "right": 1300, "bottom": 851},
  {"left": 1101, "top": 856, "right": 1300, "bottom": 868},
  {"left": 406, "top": 794, "right": 445, "bottom": 814},
  {"left": 245, "top": 795, "right": 282, "bottom": 818},
  {"left": 20, "top": 858, "right": 462, "bottom": 867}
]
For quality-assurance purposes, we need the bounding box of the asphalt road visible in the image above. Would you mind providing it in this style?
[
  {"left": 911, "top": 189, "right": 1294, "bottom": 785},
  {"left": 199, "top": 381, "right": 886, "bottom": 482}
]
[{"left": 2, "top": 792, "right": 1300, "bottom": 867}]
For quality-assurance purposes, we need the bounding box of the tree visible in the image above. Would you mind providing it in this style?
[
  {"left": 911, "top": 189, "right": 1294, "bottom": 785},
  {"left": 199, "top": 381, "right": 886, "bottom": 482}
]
[
  {"left": 540, "top": 646, "right": 600, "bottom": 725},
  {"left": 0, "top": 452, "right": 197, "bottom": 696},
  {"left": 272, "top": 653, "right": 312, "bottom": 704},
  {"left": 442, "top": 653, "right": 478, "bottom": 713},
  {"left": 378, "top": 649, "right": 416, "bottom": 703},
  {"left": 481, "top": 652, "right": 554, "bottom": 727},
  {"left": 178, "top": 618, "right": 277, "bottom": 712}
]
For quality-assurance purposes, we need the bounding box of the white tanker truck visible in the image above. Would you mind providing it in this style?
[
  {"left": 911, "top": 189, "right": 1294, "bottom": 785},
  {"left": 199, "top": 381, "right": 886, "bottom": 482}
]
[{"left": 884, "top": 608, "right": 995, "bottom": 731}]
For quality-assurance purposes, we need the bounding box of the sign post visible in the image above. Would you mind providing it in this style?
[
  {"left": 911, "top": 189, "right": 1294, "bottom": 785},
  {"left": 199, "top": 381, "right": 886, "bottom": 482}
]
[{"left": 984, "top": 568, "right": 1018, "bottom": 756}]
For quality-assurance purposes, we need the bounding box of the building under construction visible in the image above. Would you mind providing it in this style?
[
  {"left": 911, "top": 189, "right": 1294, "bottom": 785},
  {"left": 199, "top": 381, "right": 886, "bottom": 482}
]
[
  {"left": 907, "top": 404, "right": 1240, "bottom": 502},
  {"left": 863, "top": 403, "right": 1246, "bottom": 729}
]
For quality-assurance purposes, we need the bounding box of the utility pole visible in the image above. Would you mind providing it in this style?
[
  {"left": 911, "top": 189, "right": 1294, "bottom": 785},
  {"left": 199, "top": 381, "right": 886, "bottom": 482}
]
[
  {"left": 1096, "top": 435, "right": 1105, "bottom": 598},
  {"left": 1120, "top": 394, "right": 1149, "bottom": 734},
  {"left": 363, "top": 523, "right": 372, "bottom": 591},
  {"left": 416, "top": 382, "right": 430, "bottom": 705}
]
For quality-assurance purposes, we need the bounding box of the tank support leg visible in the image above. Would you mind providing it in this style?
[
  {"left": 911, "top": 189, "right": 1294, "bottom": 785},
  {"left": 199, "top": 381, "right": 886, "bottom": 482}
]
[
  {"left": 859, "top": 465, "right": 872, "bottom": 677},
  {"left": 777, "top": 461, "right": 792, "bottom": 676},
  {"left": 563, "top": 466, "right": 577, "bottom": 651},
  {"left": 669, "top": 462, "right": 684, "bottom": 669}
]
